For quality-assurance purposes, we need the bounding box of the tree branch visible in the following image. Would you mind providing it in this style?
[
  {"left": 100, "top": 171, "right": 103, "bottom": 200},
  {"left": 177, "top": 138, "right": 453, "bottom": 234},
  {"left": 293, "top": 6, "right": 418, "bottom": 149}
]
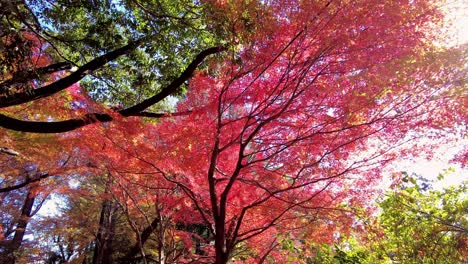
[
  {"left": 0, "top": 113, "right": 113, "bottom": 133},
  {"left": 119, "top": 46, "right": 225, "bottom": 116},
  {"left": 0, "top": 40, "right": 142, "bottom": 108},
  {"left": 0, "top": 147, "right": 20, "bottom": 156},
  {"left": 0, "top": 62, "right": 73, "bottom": 93},
  {"left": 121, "top": 217, "right": 160, "bottom": 261},
  {"left": 0, "top": 47, "right": 224, "bottom": 133},
  {"left": 0, "top": 173, "right": 49, "bottom": 193}
]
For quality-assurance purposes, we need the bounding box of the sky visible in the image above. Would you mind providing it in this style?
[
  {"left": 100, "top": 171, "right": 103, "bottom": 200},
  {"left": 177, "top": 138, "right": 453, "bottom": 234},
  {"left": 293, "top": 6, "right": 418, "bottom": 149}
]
[
  {"left": 443, "top": 0, "right": 468, "bottom": 46},
  {"left": 394, "top": 146, "right": 466, "bottom": 190},
  {"left": 399, "top": 0, "right": 468, "bottom": 188}
]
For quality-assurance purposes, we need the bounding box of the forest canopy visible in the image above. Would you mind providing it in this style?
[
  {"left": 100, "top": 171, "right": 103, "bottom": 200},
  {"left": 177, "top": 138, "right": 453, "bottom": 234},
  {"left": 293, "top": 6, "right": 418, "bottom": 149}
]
[{"left": 0, "top": 0, "right": 466, "bottom": 263}]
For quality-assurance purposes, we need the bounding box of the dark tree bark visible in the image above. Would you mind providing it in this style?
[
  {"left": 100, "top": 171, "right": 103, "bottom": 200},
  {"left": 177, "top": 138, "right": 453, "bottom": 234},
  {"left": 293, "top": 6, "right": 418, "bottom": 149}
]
[
  {"left": 0, "top": 62, "right": 72, "bottom": 94},
  {"left": 0, "top": 40, "right": 142, "bottom": 108},
  {"left": 0, "top": 47, "right": 224, "bottom": 134},
  {"left": 120, "top": 217, "right": 160, "bottom": 262},
  {"left": 0, "top": 113, "right": 113, "bottom": 133},
  {"left": 0, "top": 187, "right": 37, "bottom": 264},
  {"left": 92, "top": 179, "right": 117, "bottom": 264},
  {"left": 0, "top": 173, "right": 49, "bottom": 193}
]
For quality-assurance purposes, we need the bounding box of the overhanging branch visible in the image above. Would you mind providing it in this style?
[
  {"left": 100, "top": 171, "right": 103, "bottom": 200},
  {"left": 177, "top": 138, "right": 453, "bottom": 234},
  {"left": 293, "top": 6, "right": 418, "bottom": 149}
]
[
  {"left": 0, "top": 40, "right": 143, "bottom": 108},
  {"left": 0, "top": 47, "right": 224, "bottom": 133},
  {"left": 0, "top": 173, "right": 50, "bottom": 193},
  {"left": 0, "top": 62, "right": 73, "bottom": 94},
  {"left": 0, "top": 113, "right": 112, "bottom": 133},
  {"left": 119, "top": 46, "right": 225, "bottom": 116}
]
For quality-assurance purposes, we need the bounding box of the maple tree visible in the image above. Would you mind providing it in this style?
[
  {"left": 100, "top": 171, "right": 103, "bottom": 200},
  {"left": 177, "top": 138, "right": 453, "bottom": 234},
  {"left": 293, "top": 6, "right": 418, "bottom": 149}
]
[
  {"left": 86, "top": 1, "right": 464, "bottom": 263},
  {"left": 0, "top": 0, "right": 467, "bottom": 263},
  {"left": 143, "top": 1, "right": 464, "bottom": 262},
  {"left": 0, "top": 1, "right": 224, "bottom": 260}
]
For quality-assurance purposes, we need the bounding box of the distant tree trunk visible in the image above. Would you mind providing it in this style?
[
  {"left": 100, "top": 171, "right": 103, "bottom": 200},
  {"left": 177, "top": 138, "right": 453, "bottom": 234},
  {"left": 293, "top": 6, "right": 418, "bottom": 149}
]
[
  {"left": 92, "top": 178, "right": 117, "bottom": 264},
  {"left": 0, "top": 187, "right": 37, "bottom": 263},
  {"left": 121, "top": 217, "right": 160, "bottom": 262},
  {"left": 156, "top": 208, "right": 165, "bottom": 264}
]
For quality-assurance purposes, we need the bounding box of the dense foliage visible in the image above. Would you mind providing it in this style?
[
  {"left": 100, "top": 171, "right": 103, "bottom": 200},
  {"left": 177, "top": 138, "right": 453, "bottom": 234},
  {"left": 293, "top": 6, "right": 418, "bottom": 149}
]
[
  {"left": 0, "top": 0, "right": 466, "bottom": 263},
  {"left": 378, "top": 173, "right": 467, "bottom": 263},
  {"left": 310, "top": 173, "right": 467, "bottom": 264}
]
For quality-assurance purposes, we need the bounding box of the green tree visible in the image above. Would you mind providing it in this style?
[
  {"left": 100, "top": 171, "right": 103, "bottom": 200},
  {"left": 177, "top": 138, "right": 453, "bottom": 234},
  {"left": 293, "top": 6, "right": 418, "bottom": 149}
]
[
  {"left": 379, "top": 172, "right": 467, "bottom": 263},
  {"left": 306, "top": 172, "right": 467, "bottom": 264}
]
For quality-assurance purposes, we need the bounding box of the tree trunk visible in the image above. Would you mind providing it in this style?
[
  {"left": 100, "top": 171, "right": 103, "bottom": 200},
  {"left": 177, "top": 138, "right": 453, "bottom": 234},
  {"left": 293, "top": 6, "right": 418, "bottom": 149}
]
[
  {"left": 121, "top": 217, "right": 160, "bottom": 261},
  {"left": 0, "top": 187, "right": 37, "bottom": 263},
  {"left": 92, "top": 179, "right": 116, "bottom": 264},
  {"left": 214, "top": 223, "right": 229, "bottom": 264},
  {"left": 215, "top": 250, "right": 229, "bottom": 264}
]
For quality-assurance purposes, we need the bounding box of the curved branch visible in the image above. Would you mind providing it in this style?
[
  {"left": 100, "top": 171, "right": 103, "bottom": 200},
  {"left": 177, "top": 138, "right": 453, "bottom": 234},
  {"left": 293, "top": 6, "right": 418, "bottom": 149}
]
[
  {"left": 121, "top": 217, "right": 160, "bottom": 261},
  {"left": 0, "top": 111, "right": 191, "bottom": 133},
  {"left": 0, "top": 113, "right": 112, "bottom": 133},
  {"left": 0, "top": 47, "right": 224, "bottom": 133},
  {"left": 119, "top": 46, "right": 225, "bottom": 116},
  {"left": 0, "top": 62, "right": 72, "bottom": 93},
  {"left": 0, "top": 40, "right": 143, "bottom": 108}
]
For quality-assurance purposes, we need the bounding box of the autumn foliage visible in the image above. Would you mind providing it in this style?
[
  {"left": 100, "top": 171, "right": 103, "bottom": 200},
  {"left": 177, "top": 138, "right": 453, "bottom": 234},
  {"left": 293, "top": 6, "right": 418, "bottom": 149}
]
[{"left": 0, "top": 0, "right": 466, "bottom": 263}]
